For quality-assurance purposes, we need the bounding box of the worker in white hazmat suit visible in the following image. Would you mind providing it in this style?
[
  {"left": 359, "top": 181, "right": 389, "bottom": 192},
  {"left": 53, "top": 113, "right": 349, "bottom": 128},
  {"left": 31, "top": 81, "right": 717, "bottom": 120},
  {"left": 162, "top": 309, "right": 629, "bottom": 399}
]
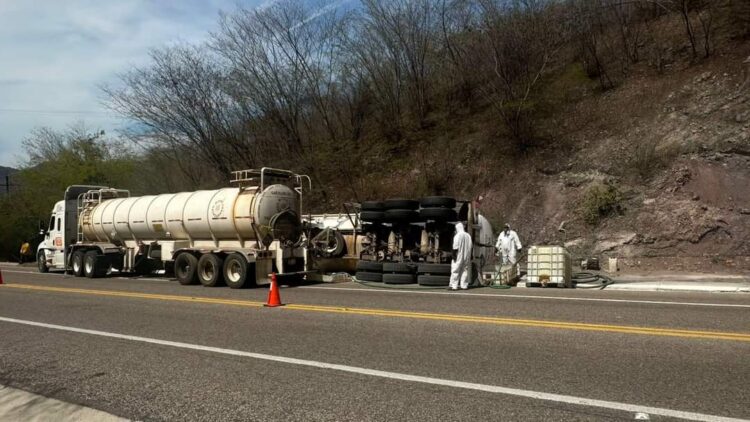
[
  {"left": 495, "top": 224, "right": 522, "bottom": 265},
  {"left": 450, "top": 222, "right": 473, "bottom": 290}
]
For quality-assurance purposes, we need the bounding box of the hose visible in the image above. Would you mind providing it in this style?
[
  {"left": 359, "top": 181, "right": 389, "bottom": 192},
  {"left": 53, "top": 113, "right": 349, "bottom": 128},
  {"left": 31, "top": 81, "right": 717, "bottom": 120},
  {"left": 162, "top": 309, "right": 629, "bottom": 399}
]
[{"left": 571, "top": 271, "right": 615, "bottom": 289}]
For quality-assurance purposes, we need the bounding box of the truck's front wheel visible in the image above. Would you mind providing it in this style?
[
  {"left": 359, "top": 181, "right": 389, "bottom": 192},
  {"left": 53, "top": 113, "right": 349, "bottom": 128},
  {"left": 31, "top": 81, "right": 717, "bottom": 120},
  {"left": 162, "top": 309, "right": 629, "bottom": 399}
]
[{"left": 37, "top": 251, "right": 49, "bottom": 273}]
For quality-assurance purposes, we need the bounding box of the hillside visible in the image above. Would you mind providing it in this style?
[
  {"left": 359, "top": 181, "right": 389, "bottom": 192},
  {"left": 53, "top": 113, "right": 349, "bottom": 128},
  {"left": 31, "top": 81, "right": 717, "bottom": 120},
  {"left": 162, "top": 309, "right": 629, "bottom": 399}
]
[{"left": 345, "top": 46, "right": 750, "bottom": 274}]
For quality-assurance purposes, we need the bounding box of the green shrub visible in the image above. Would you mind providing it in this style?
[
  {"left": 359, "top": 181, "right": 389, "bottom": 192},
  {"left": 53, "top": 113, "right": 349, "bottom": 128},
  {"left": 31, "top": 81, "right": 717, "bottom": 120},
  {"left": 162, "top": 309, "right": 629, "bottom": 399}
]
[{"left": 581, "top": 183, "right": 623, "bottom": 225}]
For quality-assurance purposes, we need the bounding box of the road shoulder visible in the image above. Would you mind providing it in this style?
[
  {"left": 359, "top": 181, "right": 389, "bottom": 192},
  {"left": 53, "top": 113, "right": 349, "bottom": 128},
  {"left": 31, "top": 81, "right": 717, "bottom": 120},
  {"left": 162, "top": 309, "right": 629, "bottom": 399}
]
[{"left": 0, "top": 384, "right": 126, "bottom": 422}]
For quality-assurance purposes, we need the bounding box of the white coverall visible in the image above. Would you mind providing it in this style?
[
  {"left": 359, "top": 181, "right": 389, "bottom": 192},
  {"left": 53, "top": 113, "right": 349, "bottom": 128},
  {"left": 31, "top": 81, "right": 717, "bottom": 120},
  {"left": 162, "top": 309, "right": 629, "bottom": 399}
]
[
  {"left": 495, "top": 228, "right": 522, "bottom": 265},
  {"left": 450, "top": 222, "right": 473, "bottom": 290}
]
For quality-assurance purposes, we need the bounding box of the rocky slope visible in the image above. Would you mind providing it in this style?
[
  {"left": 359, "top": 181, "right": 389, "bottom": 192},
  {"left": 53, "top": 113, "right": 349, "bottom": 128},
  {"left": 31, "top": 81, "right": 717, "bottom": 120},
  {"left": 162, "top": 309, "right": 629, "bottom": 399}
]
[{"left": 476, "top": 50, "right": 750, "bottom": 273}]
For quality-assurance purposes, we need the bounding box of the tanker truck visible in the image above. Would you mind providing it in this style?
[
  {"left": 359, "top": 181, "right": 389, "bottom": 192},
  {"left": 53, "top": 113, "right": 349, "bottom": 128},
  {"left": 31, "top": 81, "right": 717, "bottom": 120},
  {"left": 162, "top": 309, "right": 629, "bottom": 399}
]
[{"left": 36, "top": 168, "right": 309, "bottom": 288}]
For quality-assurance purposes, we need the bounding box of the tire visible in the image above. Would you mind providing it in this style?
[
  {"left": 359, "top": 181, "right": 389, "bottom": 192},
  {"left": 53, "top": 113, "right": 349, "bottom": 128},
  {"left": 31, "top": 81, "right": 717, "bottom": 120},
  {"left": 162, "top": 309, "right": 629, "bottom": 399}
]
[
  {"left": 356, "top": 271, "right": 383, "bottom": 282},
  {"left": 72, "top": 250, "right": 85, "bottom": 277},
  {"left": 83, "top": 251, "right": 102, "bottom": 278},
  {"left": 419, "top": 208, "right": 458, "bottom": 221},
  {"left": 420, "top": 196, "right": 456, "bottom": 208},
  {"left": 224, "top": 253, "right": 253, "bottom": 289},
  {"left": 361, "top": 201, "right": 385, "bottom": 211},
  {"left": 384, "top": 209, "right": 419, "bottom": 222},
  {"left": 418, "top": 275, "right": 451, "bottom": 286},
  {"left": 174, "top": 253, "right": 199, "bottom": 285},
  {"left": 359, "top": 211, "right": 385, "bottom": 222},
  {"left": 356, "top": 260, "right": 383, "bottom": 272},
  {"left": 94, "top": 255, "right": 110, "bottom": 277},
  {"left": 383, "top": 262, "right": 416, "bottom": 274},
  {"left": 417, "top": 263, "right": 451, "bottom": 275},
  {"left": 384, "top": 199, "right": 419, "bottom": 210},
  {"left": 312, "top": 229, "right": 346, "bottom": 257},
  {"left": 197, "top": 254, "right": 225, "bottom": 287},
  {"left": 383, "top": 273, "right": 416, "bottom": 284},
  {"left": 37, "top": 251, "right": 49, "bottom": 273}
]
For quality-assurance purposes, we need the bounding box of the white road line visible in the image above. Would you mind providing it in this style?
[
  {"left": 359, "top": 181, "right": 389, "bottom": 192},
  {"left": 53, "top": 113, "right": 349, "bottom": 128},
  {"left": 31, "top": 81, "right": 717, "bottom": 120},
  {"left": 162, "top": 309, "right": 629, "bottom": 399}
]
[
  {"left": 3, "top": 269, "right": 749, "bottom": 309},
  {"left": 300, "top": 286, "right": 750, "bottom": 308},
  {"left": 0, "top": 316, "right": 747, "bottom": 422}
]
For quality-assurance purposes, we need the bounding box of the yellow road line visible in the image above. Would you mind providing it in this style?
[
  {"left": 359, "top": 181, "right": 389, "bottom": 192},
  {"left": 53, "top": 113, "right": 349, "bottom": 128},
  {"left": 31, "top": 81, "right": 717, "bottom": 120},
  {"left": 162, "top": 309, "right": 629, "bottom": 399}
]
[
  {"left": 3, "top": 283, "right": 749, "bottom": 342},
  {"left": 1, "top": 283, "right": 265, "bottom": 308}
]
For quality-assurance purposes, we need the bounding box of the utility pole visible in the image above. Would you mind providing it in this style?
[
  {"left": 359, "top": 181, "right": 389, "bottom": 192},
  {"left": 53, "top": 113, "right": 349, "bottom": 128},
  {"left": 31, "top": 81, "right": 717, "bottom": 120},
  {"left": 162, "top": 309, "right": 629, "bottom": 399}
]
[{"left": 4, "top": 175, "right": 8, "bottom": 195}]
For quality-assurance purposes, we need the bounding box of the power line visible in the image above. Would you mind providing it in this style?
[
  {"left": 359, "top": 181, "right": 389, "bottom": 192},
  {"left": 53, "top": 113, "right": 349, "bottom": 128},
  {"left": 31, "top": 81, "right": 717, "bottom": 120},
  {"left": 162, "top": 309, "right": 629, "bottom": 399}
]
[{"left": 0, "top": 108, "right": 117, "bottom": 116}]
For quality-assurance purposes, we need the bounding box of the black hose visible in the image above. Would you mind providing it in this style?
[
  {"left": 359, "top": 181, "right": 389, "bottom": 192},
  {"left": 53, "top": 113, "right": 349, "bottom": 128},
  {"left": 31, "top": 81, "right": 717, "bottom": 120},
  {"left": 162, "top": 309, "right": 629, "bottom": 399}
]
[{"left": 571, "top": 271, "right": 615, "bottom": 289}]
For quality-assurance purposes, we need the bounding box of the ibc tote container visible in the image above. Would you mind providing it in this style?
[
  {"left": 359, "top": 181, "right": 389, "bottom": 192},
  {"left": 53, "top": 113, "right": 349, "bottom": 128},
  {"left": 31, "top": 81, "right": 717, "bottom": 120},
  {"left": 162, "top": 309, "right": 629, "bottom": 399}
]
[{"left": 526, "top": 246, "right": 572, "bottom": 287}]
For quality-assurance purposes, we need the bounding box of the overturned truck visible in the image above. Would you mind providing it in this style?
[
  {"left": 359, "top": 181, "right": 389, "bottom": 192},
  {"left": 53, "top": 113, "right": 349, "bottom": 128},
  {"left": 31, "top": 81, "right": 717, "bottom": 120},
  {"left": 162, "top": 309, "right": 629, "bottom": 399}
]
[
  {"left": 354, "top": 197, "right": 494, "bottom": 287},
  {"left": 37, "top": 168, "right": 309, "bottom": 287}
]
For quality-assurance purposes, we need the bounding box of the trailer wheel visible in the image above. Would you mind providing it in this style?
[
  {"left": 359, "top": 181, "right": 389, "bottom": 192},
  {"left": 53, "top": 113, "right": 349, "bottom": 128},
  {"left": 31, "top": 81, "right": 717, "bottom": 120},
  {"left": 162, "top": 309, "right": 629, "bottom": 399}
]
[
  {"left": 384, "top": 199, "right": 419, "bottom": 210},
  {"left": 174, "top": 253, "right": 199, "bottom": 285},
  {"left": 382, "top": 262, "right": 416, "bottom": 274},
  {"left": 37, "top": 251, "right": 49, "bottom": 273},
  {"left": 72, "top": 251, "right": 85, "bottom": 277},
  {"left": 417, "top": 263, "right": 452, "bottom": 275},
  {"left": 359, "top": 211, "right": 385, "bottom": 222},
  {"left": 419, "top": 207, "right": 457, "bottom": 221},
  {"left": 384, "top": 209, "right": 419, "bottom": 223},
  {"left": 355, "top": 271, "right": 383, "bottom": 282},
  {"left": 356, "top": 260, "right": 383, "bottom": 272},
  {"left": 83, "top": 251, "right": 105, "bottom": 278},
  {"left": 197, "top": 254, "right": 225, "bottom": 287},
  {"left": 382, "top": 273, "right": 416, "bottom": 284},
  {"left": 419, "top": 196, "right": 456, "bottom": 208},
  {"left": 418, "top": 275, "right": 451, "bottom": 286},
  {"left": 224, "top": 254, "right": 252, "bottom": 289},
  {"left": 361, "top": 201, "right": 385, "bottom": 211}
]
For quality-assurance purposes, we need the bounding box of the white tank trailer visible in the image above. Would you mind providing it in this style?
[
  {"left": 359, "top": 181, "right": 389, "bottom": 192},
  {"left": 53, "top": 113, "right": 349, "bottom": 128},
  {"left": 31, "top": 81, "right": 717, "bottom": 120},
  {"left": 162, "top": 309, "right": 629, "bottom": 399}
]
[{"left": 36, "top": 168, "right": 310, "bottom": 288}]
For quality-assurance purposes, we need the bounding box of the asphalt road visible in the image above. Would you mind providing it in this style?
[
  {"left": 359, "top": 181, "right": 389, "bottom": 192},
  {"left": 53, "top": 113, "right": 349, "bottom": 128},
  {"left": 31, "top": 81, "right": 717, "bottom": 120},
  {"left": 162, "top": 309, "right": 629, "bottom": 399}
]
[{"left": 0, "top": 265, "right": 748, "bottom": 421}]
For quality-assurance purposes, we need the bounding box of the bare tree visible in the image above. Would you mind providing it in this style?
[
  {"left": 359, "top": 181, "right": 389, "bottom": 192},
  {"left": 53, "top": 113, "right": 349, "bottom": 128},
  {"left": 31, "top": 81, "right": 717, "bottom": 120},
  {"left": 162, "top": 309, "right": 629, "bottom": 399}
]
[
  {"left": 663, "top": 0, "right": 715, "bottom": 59},
  {"left": 476, "top": 0, "right": 565, "bottom": 150},
  {"left": 355, "top": 0, "right": 437, "bottom": 127},
  {"left": 437, "top": 0, "right": 478, "bottom": 108},
  {"left": 103, "top": 45, "right": 248, "bottom": 178}
]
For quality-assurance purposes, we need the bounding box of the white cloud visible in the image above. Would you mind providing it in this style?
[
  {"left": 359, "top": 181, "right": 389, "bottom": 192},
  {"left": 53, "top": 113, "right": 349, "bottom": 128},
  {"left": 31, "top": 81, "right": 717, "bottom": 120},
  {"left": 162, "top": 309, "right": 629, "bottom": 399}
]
[{"left": 0, "top": 0, "right": 250, "bottom": 167}]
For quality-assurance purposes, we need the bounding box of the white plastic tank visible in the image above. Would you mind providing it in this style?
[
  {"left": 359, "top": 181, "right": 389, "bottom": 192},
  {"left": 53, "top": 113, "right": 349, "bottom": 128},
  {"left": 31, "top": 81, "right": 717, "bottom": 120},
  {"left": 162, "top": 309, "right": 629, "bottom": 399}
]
[{"left": 81, "top": 184, "right": 300, "bottom": 246}]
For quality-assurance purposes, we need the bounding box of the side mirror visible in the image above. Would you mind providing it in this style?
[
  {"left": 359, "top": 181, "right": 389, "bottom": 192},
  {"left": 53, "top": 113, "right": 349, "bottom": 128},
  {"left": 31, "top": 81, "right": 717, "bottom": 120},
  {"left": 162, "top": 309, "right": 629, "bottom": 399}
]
[{"left": 39, "top": 229, "right": 47, "bottom": 236}]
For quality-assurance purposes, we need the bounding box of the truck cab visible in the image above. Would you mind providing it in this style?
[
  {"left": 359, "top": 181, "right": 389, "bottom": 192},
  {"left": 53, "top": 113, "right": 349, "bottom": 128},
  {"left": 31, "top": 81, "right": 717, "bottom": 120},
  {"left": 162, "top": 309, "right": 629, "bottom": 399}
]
[{"left": 37, "top": 185, "right": 106, "bottom": 273}]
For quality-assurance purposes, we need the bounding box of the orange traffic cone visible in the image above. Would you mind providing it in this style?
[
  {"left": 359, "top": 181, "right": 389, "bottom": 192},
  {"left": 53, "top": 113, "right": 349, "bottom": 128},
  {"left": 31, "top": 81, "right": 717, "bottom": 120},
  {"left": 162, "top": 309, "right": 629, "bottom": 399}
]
[{"left": 264, "top": 273, "right": 283, "bottom": 307}]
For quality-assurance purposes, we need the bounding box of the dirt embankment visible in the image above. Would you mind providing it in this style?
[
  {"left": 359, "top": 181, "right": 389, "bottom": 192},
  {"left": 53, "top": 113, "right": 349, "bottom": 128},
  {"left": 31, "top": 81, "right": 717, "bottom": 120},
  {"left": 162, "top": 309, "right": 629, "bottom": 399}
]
[{"left": 474, "top": 49, "right": 750, "bottom": 274}]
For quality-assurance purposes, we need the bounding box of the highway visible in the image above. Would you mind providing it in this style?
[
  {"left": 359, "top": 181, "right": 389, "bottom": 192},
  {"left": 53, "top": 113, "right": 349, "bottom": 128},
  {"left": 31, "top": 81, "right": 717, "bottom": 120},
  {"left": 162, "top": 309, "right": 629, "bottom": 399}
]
[{"left": 1, "top": 265, "right": 749, "bottom": 421}]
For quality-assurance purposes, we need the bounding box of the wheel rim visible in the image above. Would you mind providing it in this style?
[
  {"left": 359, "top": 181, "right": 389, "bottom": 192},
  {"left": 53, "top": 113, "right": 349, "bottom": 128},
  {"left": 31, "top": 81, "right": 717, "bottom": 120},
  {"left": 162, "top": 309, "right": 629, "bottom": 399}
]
[
  {"left": 226, "top": 260, "right": 242, "bottom": 283},
  {"left": 177, "top": 260, "right": 190, "bottom": 278},
  {"left": 85, "top": 259, "right": 93, "bottom": 274},
  {"left": 73, "top": 257, "right": 80, "bottom": 273},
  {"left": 201, "top": 261, "right": 215, "bottom": 281}
]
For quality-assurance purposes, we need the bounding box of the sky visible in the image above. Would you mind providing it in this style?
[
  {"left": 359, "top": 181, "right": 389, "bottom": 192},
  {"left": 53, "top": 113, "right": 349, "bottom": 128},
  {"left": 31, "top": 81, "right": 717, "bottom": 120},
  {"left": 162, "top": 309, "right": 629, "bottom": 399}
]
[{"left": 0, "top": 0, "right": 262, "bottom": 168}]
